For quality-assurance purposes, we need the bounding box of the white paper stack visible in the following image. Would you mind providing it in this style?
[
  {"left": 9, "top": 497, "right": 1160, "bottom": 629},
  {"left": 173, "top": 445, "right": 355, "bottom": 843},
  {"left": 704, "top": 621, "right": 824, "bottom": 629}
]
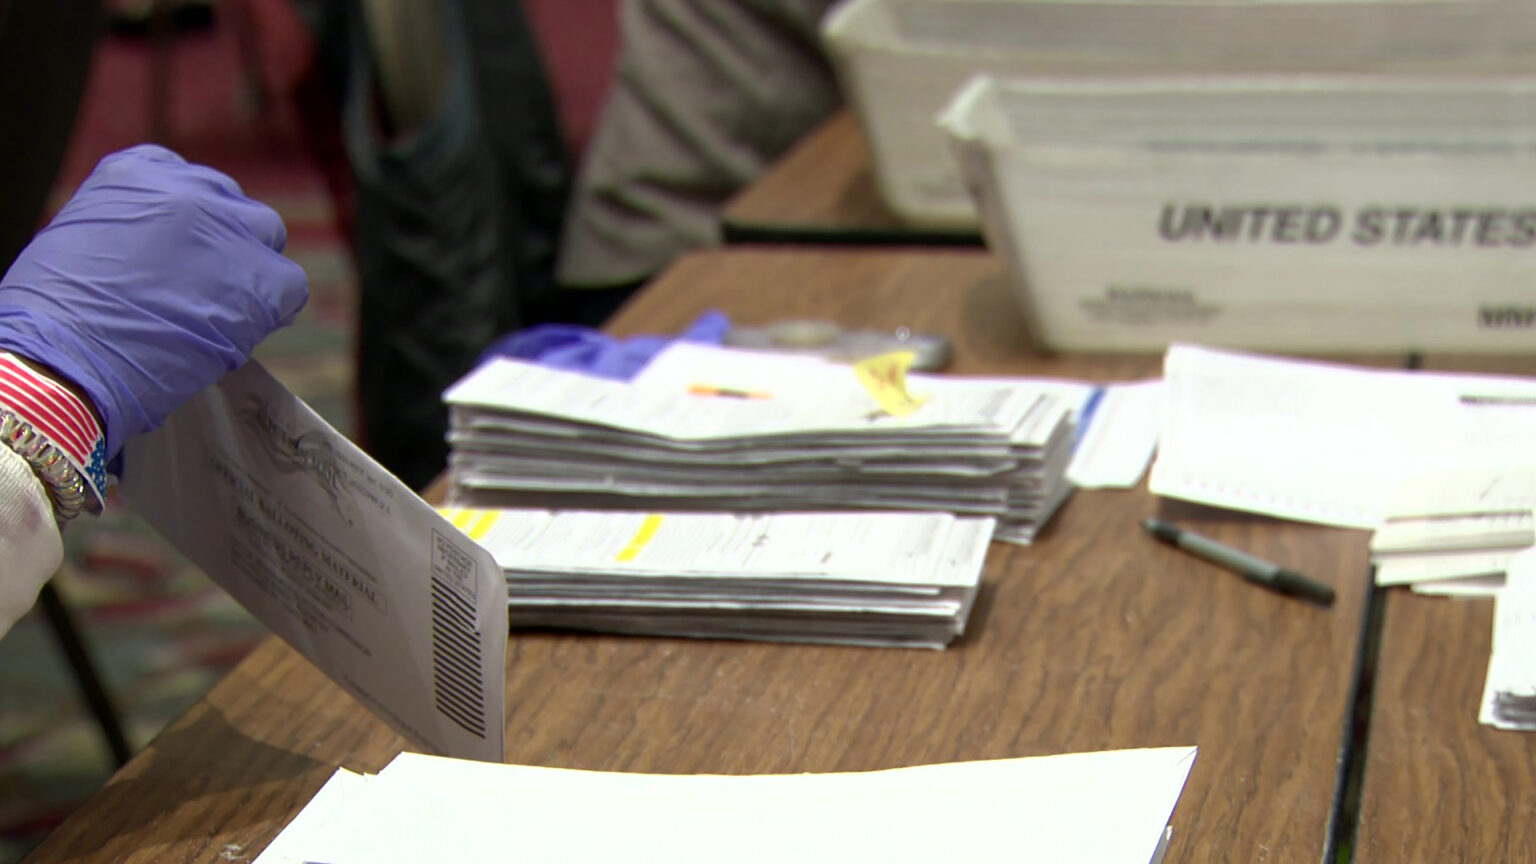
[
  {"left": 256, "top": 746, "right": 1198, "bottom": 864},
  {"left": 440, "top": 507, "right": 994, "bottom": 648},
  {"left": 644, "top": 344, "right": 1162, "bottom": 492},
  {"left": 1481, "top": 549, "right": 1536, "bottom": 730},
  {"left": 1369, "top": 468, "right": 1536, "bottom": 597},
  {"left": 443, "top": 345, "right": 1078, "bottom": 544},
  {"left": 1152, "top": 344, "right": 1536, "bottom": 530}
]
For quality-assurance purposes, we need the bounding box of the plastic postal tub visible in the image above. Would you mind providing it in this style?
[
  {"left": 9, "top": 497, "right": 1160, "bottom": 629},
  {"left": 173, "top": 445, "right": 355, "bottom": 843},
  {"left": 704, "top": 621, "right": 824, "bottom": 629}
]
[
  {"left": 939, "top": 74, "right": 1536, "bottom": 353},
  {"left": 822, "top": 0, "right": 1536, "bottom": 227}
]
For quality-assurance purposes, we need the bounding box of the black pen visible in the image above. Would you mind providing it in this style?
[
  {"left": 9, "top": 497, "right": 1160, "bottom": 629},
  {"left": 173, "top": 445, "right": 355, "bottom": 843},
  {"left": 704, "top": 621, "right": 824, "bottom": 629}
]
[{"left": 1142, "top": 518, "right": 1335, "bottom": 607}]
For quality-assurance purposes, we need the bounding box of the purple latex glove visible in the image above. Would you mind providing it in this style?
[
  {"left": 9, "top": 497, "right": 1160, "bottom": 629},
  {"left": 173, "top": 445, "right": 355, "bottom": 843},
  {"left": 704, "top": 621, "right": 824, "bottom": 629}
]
[
  {"left": 0, "top": 145, "right": 309, "bottom": 461},
  {"left": 481, "top": 310, "right": 730, "bottom": 380}
]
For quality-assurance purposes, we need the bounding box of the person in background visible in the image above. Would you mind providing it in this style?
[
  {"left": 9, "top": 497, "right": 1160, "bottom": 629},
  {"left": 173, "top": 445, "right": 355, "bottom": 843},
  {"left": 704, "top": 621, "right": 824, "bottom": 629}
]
[
  {"left": 0, "top": 144, "right": 309, "bottom": 638},
  {"left": 292, "top": 0, "right": 571, "bottom": 492},
  {"left": 553, "top": 0, "right": 843, "bottom": 313},
  {"left": 291, "top": 0, "right": 838, "bottom": 490}
]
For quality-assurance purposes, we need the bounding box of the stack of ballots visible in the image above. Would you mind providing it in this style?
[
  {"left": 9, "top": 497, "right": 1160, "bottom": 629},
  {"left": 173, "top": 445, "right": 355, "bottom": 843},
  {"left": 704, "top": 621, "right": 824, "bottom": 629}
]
[
  {"left": 443, "top": 343, "right": 1078, "bottom": 544},
  {"left": 438, "top": 506, "right": 993, "bottom": 648},
  {"left": 1482, "top": 548, "right": 1536, "bottom": 730}
]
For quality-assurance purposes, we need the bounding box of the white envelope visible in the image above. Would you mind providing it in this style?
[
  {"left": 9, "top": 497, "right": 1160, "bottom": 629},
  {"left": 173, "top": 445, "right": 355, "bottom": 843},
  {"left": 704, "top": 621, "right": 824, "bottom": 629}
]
[{"left": 121, "top": 362, "right": 506, "bottom": 762}]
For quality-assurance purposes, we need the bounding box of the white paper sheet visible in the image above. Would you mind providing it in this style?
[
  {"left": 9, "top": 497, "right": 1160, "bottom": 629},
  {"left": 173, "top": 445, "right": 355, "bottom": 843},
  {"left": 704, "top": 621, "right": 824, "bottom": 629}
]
[
  {"left": 1380, "top": 466, "right": 1536, "bottom": 520},
  {"left": 1372, "top": 513, "right": 1534, "bottom": 556},
  {"left": 1374, "top": 549, "right": 1520, "bottom": 587},
  {"left": 1151, "top": 344, "right": 1536, "bottom": 529},
  {"left": 253, "top": 768, "right": 373, "bottom": 864},
  {"left": 256, "top": 746, "right": 1197, "bottom": 864},
  {"left": 1068, "top": 379, "right": 1162, "bottom": 489},
  {"left": 121, "top": 362, "right": 507, "bottom": 762},
  {"left": 1412, "top": 575, "right": 1505, "bottom": 598}
]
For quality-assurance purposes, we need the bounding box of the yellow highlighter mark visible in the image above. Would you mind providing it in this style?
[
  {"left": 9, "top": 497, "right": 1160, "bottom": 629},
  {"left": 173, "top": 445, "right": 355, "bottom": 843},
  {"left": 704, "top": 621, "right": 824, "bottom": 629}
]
[
  {"left": 439, "top": 507, "right": 501, "bottom": 541},
  {"left": 853, "top": 350, "right": 928, "bottom": 417},
  {"left": 467, "top": 509, "right": 500, "bottom": 541},
  {"left": 616, "top": 514, "right": 666, "bottom": 562}
]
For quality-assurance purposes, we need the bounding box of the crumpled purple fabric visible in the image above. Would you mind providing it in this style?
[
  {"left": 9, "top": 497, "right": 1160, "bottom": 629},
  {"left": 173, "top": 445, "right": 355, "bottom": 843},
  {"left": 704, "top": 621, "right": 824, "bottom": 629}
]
[{"left": 479, "top": 310, "right": 731, "bottom": 380}]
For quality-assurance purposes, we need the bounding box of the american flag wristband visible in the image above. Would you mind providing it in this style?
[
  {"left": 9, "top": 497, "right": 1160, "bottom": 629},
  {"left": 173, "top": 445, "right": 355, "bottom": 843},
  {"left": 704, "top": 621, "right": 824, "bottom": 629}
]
[{"left": 0, "top": 351, "right": 107, "bottom": 520}]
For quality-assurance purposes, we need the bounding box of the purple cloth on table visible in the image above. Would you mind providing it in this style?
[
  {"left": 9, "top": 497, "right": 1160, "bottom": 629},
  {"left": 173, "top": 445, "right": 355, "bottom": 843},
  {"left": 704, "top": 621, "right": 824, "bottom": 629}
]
[{"left": 479, "top": 310, "right": 730, "bottom": 380}]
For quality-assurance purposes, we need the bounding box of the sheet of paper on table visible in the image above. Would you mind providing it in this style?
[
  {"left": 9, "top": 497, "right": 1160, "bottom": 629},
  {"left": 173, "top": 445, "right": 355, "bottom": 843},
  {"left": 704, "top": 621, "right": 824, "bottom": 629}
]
[
  {"left": 1152, "top": 344, "right": 1536, "bottom": 529},
  {"left": 254, "top": 745, "right": 1197, "bottom": 864},
  {"left": 1067, "top": 378, "right": 1162, "bottom": 489},
  {"left": 1481, "top": 548, "right": 1536, "bottom": 730},
  {"left": 120, "top": 362, "right": 507, "bottom": 762}
]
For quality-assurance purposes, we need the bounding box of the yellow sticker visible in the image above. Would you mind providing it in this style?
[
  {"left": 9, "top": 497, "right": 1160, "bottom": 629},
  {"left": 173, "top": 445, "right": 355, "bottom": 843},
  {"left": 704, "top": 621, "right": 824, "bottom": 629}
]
[
  {"left": 853, "top": 350, "right": 928, "bottom": 416},
  {"left": 616, "top": 514, "right": 665, "bottom": 562}
]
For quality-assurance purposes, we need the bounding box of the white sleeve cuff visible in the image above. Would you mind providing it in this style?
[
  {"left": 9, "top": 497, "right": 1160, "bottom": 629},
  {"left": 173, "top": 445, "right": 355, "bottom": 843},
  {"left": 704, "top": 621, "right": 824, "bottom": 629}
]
[{"left": 0, "top": 443, "right": 65, "bottom": 638}]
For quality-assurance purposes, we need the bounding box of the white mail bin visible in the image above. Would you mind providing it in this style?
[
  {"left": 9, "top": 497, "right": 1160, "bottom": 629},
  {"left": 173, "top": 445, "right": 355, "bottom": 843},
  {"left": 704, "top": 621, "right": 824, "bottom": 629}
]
[
  {"left": 822, "top": 0, "right": 1536, "bottom": 227},
  {"left": 939, "top": 74, "right": 1536, "bottom": 352}
]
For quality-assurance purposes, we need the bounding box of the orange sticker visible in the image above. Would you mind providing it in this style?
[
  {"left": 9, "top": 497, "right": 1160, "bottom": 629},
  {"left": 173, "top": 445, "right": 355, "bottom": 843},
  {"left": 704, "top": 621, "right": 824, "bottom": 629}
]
[{"left": 687, "top": 383, "right": 771, "bottom": 400}]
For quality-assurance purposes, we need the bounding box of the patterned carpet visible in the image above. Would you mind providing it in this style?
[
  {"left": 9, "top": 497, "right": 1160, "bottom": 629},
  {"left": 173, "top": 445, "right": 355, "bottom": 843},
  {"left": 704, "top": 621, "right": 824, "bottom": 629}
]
[{"left": 0, "top": 13, "right": 355, "bottom": 862}]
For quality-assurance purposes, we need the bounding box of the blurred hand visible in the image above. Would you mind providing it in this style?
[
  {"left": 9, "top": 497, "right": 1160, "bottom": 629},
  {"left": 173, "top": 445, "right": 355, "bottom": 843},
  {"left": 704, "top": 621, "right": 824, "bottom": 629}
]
[{"left": 0, "top": 144, "right": 309, "bottom": 461}]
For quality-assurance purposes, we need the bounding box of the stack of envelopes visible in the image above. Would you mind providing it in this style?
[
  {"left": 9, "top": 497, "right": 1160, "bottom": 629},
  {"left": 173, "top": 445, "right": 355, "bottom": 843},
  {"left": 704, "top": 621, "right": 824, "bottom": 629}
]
[
  {"left": 1369, "top": 465, "right": 1536, "bottom": 598},
  {"left": 441, "top": 345, "right": 1077, "bottom": 544},
  {"left": 1481, "top": 549, "right": 1536, "bottom": 730},
  {"left": 439, "top": 507, "right": 994, "bottom": 648}
]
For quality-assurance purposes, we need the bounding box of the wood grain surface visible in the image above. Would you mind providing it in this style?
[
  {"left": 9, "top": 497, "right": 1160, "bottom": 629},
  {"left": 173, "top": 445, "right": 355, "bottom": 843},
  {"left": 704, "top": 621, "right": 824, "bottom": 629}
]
[
  {"left": 24, "top": 248, "right": 1375, "bottom": 864},
  {"left": 720, "top": 110, "right": 983, "bottom": 246},
  {"left": 1355, "top": 353, "right": 1536, "bottom": 863},
  {"left": 1356, "top": 593, "right": 1536, "bottom": 862}
]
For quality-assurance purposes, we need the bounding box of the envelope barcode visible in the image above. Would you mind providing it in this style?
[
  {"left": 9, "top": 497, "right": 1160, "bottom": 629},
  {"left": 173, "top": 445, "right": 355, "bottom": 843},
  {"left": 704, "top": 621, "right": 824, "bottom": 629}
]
[{"left": 430, "top": 576, "right": 486, "bottom": 738}]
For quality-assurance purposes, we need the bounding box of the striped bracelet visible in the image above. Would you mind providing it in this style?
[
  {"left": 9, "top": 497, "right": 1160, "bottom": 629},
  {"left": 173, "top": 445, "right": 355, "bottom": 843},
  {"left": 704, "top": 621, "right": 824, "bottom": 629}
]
[{"left": 0, "top": 351, "right": 106, "bottom": 523}]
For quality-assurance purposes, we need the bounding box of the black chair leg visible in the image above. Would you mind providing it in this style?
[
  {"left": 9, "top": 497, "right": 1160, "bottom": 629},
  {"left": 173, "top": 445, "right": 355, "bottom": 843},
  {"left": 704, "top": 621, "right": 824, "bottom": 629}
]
[{"left": 37, "top": 581, "right": 133, "bottom": 767}]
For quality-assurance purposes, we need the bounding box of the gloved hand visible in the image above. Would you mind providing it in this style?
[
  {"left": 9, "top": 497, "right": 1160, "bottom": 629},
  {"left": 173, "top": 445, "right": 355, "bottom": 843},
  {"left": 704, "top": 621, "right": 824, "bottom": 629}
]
[{"left": 0, "top": 144, "right": 309, "bottom": 463}]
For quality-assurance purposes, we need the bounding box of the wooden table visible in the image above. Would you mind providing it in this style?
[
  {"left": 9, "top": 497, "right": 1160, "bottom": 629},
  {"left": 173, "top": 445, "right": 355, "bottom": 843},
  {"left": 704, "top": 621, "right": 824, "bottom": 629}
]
[
  {"left": 1354, "top": 354, "right": 1536, "bottom": 863},
  {"left": 25, "top": 249, "right": 1374, "bottom": 864},
  {"left": 720, "top": 111, "right": 984, "bottom": 247}
]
